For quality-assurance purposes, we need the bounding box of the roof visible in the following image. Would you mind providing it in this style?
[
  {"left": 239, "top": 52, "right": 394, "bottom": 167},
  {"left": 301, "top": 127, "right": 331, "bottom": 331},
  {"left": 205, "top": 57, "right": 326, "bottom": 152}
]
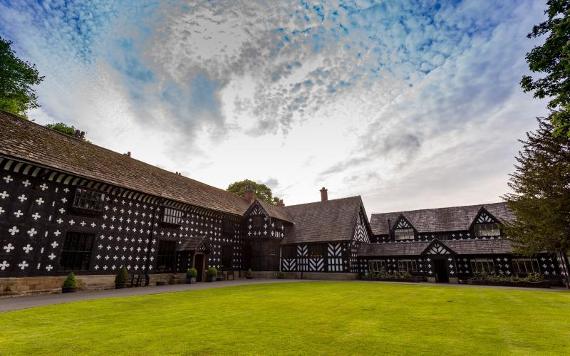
[
  {"left": 177, "top": 236, "right": 206, "bottom": 251},
  {"left": 357, "top": 239, "right": 513, "bottom": 256},
  {"left": 282, "top": 196, "right": 366, "bottom": 243},
  {"left": 257, "top": 199, "right": 293, "bottom": 223},
  {"left": 0, "top": 111, "right": 251, "bottom": 216},
  {"left": 370, "top": 202, "right": 514, "bottom": 235}
]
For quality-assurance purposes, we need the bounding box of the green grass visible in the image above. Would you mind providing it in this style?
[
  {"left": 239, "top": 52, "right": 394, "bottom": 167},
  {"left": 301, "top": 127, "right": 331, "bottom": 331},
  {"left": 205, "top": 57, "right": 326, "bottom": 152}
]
[{"left": 1, "top": 282, "right": 569, "bottom": 355}]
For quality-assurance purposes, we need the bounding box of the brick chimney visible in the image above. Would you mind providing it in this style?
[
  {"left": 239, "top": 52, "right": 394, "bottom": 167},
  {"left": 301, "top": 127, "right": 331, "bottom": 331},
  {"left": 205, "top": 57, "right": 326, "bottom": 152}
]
[
  {"left": 320, "top": 187, "right": 328, "bottom": 202},
  {"left": 276, "top": 199, "right": 285, "bottom": 207},
  {"left": 244, "top": 185, "right": 256, "bottom": 204}
]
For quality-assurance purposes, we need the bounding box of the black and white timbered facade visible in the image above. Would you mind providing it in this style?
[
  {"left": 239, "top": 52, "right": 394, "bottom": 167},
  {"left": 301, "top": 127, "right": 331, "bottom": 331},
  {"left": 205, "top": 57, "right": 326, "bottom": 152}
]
[{"left": 0, "top": 110, "right": 568, "bottom": 290}]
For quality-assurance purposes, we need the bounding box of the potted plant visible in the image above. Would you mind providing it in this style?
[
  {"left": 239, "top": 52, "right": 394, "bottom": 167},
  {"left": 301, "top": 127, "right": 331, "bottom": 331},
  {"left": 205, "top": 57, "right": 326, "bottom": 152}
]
[
  {"left": 115, "top": 266, "right": 128, "bottom": 289},
  {"left": 245, "top": 268, "right": 253, "bottom": 279},
  {"left": 206, "top": 267, "right": 218, "bottom": 282},
  {"left": 62, "top": 272, "right": 77, "bottom": 293},
  {"left": 186, "top": 268, "right": 198, "bottom": 284}
]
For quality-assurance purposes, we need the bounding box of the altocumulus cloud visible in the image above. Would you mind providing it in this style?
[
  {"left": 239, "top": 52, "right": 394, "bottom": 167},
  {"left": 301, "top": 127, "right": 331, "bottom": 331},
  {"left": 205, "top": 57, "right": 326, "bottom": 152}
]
[{"left": 0, "top": 0, "right": 550, "bottom": 212}]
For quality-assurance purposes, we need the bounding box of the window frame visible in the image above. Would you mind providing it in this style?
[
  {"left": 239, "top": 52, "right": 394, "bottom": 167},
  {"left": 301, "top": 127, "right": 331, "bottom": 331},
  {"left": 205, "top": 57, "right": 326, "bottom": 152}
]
[
  {"left": 473, "top": 223, "right": 501, "bottom": 238},
  {"left": 161, "top": 207, "right": 185, "bottom": 226},
  {"left": 71, "top": 188, "right": 105, "bottom": 213},
  {"left": 511, "top": 257, "right": 540, "bottom": 276},
  {"left": 59, "top": 232, "right": 95, "bottom": 272},
  {"left": 394, "top": 228, "right": 415, "bottom": 241},
  {"left": 470, "top": 258, "right": 495, "bottom": 274},
  {"left": 156, "top": 240, "right": 177, "bottom": 273}
]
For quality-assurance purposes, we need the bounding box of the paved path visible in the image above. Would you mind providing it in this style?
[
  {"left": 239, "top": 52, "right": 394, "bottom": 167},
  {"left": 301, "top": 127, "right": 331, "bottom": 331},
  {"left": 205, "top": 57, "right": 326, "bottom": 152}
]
[{"left": 0, "top": 279, "right": 304, "bottom": 313}]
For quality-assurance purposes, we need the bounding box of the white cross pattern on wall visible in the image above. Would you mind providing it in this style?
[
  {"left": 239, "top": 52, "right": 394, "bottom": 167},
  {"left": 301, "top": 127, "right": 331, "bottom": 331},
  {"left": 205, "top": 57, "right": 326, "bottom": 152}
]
[
  {"left": 8, "top": 226, "right": 19, "bottom": 236},
  {"left": 3, "top": 243, "right": 15, "bottom": 253},
  {"left": 0, "top": 191, "right": 9, "bottom": 199},
  {"left": 18, "top": 261, "right": 29, "bottom": 270},
  {"left": 0, "top": 261, "right": 9, "bottom": 270},
  {"left": 2, "top": 175, "right": 13, "bottom": 183}
]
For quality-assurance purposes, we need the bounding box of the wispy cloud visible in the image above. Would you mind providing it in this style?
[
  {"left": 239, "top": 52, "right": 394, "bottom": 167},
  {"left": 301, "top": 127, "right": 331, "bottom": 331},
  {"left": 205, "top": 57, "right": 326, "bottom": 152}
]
[{"left": 0, "top": 0, "right": 549, "bottom": 212}]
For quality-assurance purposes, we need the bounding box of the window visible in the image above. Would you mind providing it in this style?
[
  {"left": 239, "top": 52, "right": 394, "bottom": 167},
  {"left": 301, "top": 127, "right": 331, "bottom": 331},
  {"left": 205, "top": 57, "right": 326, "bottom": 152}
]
[
  {"left": 72, "top": 188, "right": 105, "bottom": 212},
  {"left": 470, "top": 258, "right": 495, "bottom": 274},
  {"left": 162, "top": 207, "right": 184, "bottom": 225},
  {"left": 252, "top": 215, "right": 265, "bottom": 227},
  {"left": 474, "top": 223, "right": 501, "bottom": 237},
  {"left": 512, "top": 258, "right": 540, "bottom": 276},
  {"left": 60, "top": 232, "right": 95, "bottom": 271},
  {"left": 308, "top": 244, "right": 326, "bottom": 258},
  {"left": 222, "top": 245, "right": 233, "bottom": 270},
  {"left": 397, "top": 259, "right": 418, "bottom": 273},
  {"left": 394, "top": 228, "right": 415, "bottom": 241},
  {"left": 368, "top": 260, "right": 388, "bottom": 273},
  {"left": 156, "top": 240, "right": 177, "bottom": 272}
]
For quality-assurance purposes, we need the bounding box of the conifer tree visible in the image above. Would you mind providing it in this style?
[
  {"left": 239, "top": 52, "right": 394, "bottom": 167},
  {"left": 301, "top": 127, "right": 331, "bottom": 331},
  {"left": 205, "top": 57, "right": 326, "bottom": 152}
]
[{"left": 504, "top": 118, "right": 570, "bottom": 286}]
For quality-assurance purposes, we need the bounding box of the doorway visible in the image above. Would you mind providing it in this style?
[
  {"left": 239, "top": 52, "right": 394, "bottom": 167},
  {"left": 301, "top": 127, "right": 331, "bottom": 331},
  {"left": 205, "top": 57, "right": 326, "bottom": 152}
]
[
  {"left": 433, "top": 259, "right": 449, "bottom": 283},
  {"left": 194, "top": 254, "right": 205, "bottom": 282}
]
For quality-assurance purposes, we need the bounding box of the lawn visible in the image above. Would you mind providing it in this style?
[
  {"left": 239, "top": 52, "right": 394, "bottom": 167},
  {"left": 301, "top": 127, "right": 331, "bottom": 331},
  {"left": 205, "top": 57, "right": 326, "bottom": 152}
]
[{"left": 1, "top": 281, "right": 569, "bottom": 355}]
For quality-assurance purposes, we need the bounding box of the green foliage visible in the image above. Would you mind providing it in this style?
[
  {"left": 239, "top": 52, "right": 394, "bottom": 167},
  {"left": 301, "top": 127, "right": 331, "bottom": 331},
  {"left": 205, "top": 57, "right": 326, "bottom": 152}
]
[
  {"left": 187, "top": 268, "right": 198, "bottom": 278},
  {"left": 0, "top": 37, "right": 44, "bottom": 116},
  {"left": 115, "top": 267, "right": 128, "bottom": 287},
  {"left": 62, "top": 272, "right": 77, "bottom": 289},
  {"left": 521, "top": 0, "right": 570, "bottom": 137},
  {"left": 206, "top": 267, "right": 218, "bottom": 277},
  {"left": 45, "top": 122, "right": 77, "bottom": 137},
  {"left": 227, "top": 179, "right": 280, "bottom": 206},
  {"left": 504, "top": 119, "right": 570, "bottom": 256}
]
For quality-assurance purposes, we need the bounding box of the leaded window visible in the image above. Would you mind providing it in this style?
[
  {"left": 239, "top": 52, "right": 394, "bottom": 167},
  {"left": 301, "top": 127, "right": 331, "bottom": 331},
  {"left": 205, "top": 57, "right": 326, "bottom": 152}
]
[
  {"left": 512, "top": 258, "right": 540, "bottom": 276},
  {"left": 162, "top": 207, "right": 184, "bottom": 225},
  {"left": 72, "top": 188, "right": 105, "bottom": 212},
  {"left": 474, "top": 223, "right": 501, "bottom": 237},
  {"left": 60, "top": 232, "right": 95, "bottom": 271},
  {"left": 470, "top": 258, "right": 495, "bottom": 274},
  {"left": 397, "top": 259, "right": 418, "bottom": 273},
  {"left": 156, "top": 240, "right": 177, "bottom": 272},
  {"left": 395, "top": 228, "right": 415, "bottom": 241},
  {"left": 368, "top": 260, "right": 387, "bottom": 273}
]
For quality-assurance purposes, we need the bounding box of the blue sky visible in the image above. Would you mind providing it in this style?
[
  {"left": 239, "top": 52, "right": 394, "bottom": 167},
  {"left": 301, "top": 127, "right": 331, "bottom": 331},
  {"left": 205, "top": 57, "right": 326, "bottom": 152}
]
[{"left": 0, "top": 0, "right": 548, "bottom": 213}]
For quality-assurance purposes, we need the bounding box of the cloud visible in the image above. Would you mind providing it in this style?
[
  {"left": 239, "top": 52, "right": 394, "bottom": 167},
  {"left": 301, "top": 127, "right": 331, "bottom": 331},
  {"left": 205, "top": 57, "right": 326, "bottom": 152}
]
[{"left": 0, "top": 0, "right": 550, "bottom": 212}]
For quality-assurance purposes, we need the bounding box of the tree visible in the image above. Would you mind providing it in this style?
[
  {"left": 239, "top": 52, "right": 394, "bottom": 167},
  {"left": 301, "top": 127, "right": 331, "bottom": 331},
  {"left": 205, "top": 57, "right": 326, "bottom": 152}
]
[
  {"left": 45, "top": 122, "right": 84, "bottom": 138},
  {"left": 504, "top": 118, "right": 570, "bottom": 286},
  {"left": 227, "top": 179, "right": 281, "bottom": 205},
  {"left": 0, "top": 36, "right": 43, "bottom": 116},
  {"left": 521, "top": 0, "right": 570, "bottom": 138}
]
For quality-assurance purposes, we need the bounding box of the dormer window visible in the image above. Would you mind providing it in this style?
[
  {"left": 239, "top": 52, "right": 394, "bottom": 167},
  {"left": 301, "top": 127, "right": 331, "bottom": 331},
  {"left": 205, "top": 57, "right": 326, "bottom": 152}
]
[
  {"left": 393, "top": 217, "right": 415, "bottom": 241},
  {"left": 473, "top": 211, "right": 501, "bottom": 237},
  {"left": 162, "top": 207, "right": 184, "bottom": 226},
  {"left": 474, "top": 223, "right": 501, "bottom": 237},
  {"left": 72, "top": 188, "right": 105, "bottom": 212}
]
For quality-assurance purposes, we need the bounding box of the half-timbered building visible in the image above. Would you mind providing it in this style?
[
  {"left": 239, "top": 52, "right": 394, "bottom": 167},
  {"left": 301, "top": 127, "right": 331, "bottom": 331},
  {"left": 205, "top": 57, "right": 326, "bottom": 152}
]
[
  {"left": 360, "top": 204, "right": 569, "bottom": 284},
  {"left": 0, "top": 110, "right": 568, "bottom": 293}
]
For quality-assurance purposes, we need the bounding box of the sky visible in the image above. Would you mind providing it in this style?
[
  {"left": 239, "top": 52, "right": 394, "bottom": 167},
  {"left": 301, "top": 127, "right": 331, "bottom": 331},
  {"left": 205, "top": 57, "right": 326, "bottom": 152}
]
[{"left": 0, "top": 0, "right": 549, "bottom": 214}]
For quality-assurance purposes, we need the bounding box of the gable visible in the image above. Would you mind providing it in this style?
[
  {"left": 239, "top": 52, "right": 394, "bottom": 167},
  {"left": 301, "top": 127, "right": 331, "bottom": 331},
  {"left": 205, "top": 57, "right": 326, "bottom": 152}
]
[
  {"left": 421, "top": 240, "right": 456, "bottom": 256},
  {"left": 393, "top": 215, "right": 414, "bottom": 231}
]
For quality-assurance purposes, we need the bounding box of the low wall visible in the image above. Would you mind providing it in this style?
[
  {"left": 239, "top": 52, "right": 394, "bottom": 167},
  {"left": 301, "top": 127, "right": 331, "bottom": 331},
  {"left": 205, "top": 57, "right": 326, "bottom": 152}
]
[{"left": 0, "top": 273, "right": 188, "bottom": 297}]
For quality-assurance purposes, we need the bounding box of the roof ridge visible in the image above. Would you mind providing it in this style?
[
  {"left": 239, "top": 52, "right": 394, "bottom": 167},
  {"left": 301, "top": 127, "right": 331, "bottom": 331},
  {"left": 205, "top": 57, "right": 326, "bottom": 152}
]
[
  {"left": 284, "top": 195, "right": 361, "bottom": 208},
  {"left": 371, "top": 201, "right": 506, "bottom": 216}
]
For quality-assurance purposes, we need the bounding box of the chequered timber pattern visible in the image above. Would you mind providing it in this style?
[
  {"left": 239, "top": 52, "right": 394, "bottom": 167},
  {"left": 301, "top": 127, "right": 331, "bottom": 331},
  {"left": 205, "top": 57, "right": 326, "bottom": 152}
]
[
  {"left": 281, "top": 242, "right": 351, "bottom": 272},
  {"left": 245, "top": 202, "right": 285, "bottom": 239},
  {"left": 0, "top": 160, "right": 241, "bottom": 276}
]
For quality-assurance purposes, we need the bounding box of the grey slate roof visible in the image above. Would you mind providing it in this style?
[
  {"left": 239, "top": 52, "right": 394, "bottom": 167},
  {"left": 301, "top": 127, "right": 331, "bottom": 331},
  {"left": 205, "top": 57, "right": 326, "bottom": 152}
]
[
  {"left": 0, "top": 111, "right": 251, "bottom": 216},
  {"left": 257, "top": 199, "right": 293, "bottom": 223},
  {"left": 370, "top": 202, "right": 514, "bottom": 235},
  {"left": 283, "top": 196, "right": 366, "bottom": 243},
  {"left": 357, "top": 239, "right": 513, "bottom": 256}
]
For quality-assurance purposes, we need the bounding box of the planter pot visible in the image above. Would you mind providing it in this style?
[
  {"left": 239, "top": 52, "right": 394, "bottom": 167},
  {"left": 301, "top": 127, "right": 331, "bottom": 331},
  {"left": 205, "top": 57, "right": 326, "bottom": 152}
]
[
  {"left": 61, "top": 287, "right": 77, "bottom": 293},
  {"left": 115, "top": 283, "right": 127, "bottom": 289},
  {"left": 207, "top": 276, "right": 216, "bottom": 282},
  {"left": 186, "top": 277, "right": 197, "bottom": 284}
]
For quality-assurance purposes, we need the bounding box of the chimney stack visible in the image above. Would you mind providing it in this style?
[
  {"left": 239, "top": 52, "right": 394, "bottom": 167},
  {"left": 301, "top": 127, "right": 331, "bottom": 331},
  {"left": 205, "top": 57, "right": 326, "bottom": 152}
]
[
  {"left": 125, "top": 151, "right": 131, "bottom": 157},
  {"left": 320, "top": 187, "right": 328, "bottom": 202},
  {"left": 277, "top": 199, "right": 285, "bottom": 207},
  {"left": 244, "top": 184, "right": 256, "bottom": 204}
]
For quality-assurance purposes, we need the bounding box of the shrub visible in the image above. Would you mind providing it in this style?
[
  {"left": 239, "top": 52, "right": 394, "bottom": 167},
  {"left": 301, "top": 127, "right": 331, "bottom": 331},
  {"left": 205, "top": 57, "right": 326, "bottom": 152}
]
[
  {"left": 187, "top": 268, "right": 198, "bottom": 279},
  {"left": 207, "top": 267, "right": 218, "bottom": 278},
  {"left": 245, "top": 268, "right": 253, "bottom": 278},
  {"left": 62, "top": 272, "right": 77, "bottom": 289},
  {"left": 115, "top": 267, "right": 128, "bottom": 288}
]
